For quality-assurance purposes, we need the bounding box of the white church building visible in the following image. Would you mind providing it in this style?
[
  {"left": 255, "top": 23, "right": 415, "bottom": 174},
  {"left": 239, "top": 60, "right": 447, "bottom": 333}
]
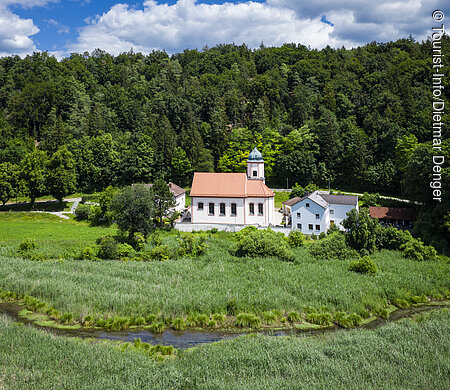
[{"left": 189, "top": 148, "right": 275, "bottom": 226}]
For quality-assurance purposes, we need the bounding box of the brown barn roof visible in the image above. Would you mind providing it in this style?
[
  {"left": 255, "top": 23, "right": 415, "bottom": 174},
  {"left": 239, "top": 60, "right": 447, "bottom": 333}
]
[
  {"left": 190, "top": 172, "right": 274, "bottom": 198},
  {"left": 369, "top": 206, "right": 417, "bottom": 221}
]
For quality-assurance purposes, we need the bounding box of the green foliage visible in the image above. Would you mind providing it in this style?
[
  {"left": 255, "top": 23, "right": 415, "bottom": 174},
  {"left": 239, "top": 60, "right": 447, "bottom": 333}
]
[
  {"left": 235, "top": 313, "right": 261, "bottom": 329},
  {"left": 349, "top": 256, "right": 378, "bottom": 275},
  {"left": 287, "top": 230, "right": 304, "bottom": 247},
  {"left": 177, "top": 233, "right": 208, "bottom": 257},
  {"left": 20, "top": 149, "right": 47, "bottom": 206},
  {"left": 110, "top": 185, "right": 155, "bottom": 238},
  {"left": 74, "top": 204, "right": 92, "bottom": 221},
  {"left": 308, "top": 233, "right": 359, "bottom": 260},
  {"left": 153, "top": 179, "right": 176, "bottom": 227},
  {"left": 79, "top": 246, "right": 96, "bottom": 260},
  {"left": 46, "top": 147, "right": 77, "bottom": 202},
  {"left": 287, "top": 311, "right": 302, "bottom": 322},
  {"left": 305, "top": 312, "right": 333, "bottom": 326},
  {"left": 97, "top": 236, "right": 118, "bottom": 260},
  {"left": 19, "top": 238, "right": 37, "bottom": 252},
  {"left": 232, "top": 228, "right": 294, "bottom": 262},
  {"left": 401, "top": 238, "right": 438, "bottom": 262},
  {"left": 342, "top": 208, "right": 382, "bottom": 254},
  {"left": 150, "top": 245, "right": 170, "bottom": 261},
  {"left": 171, "top": 317, "right": 186, "bottom": 331},
  {"left": 132, "top": 232, "right": 146, "bottom": 250},
  {"left": 116, "top": 243, "right": 134, "bottom": 258},
  {"left": 360, "top": 192, "right": 381, "bottom": 208},
  {"left": 380, "top": 227, "right": 413, "bottom": 250},
  {"left": 0, "top": 162, "right": 19, "bottom": 205},
  {"left": 290, "top": 184, "right": 304, "bottom": 198}
]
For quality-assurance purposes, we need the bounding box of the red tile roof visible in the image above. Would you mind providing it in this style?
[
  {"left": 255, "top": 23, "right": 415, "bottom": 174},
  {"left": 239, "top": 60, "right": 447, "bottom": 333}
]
[
  {"left": 369, "top": 206, "right": 417, "bottom": 221},
  {"left": 190, "top": 172, "right": 274, "bottom": 198}
]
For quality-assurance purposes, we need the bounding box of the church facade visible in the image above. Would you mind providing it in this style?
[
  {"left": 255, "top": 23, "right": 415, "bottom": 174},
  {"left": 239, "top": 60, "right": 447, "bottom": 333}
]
[{"left": 189, "top": 148, "right": 275, "bottom": 227}]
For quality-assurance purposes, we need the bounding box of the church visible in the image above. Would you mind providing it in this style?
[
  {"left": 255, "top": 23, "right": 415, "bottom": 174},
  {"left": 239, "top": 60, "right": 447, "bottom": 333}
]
[{"left": 189, "top": 148, "right": 275, "bottom": 226}]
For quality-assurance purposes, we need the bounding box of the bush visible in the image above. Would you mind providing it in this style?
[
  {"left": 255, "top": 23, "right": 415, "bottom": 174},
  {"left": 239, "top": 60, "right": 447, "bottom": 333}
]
[
  {"left": 171, "top": 317, "right": 186, "bottom": 330},
  {"left": 349, "top": 256, "right": 378, "bottom": 275},
  {"left": 19, "top": 239, "right": 37, "bottom": 251},
  {"left": 116, "top": 243, "right": 134, "bottom": 258},
  {"left": 308, "top": 233, "right": 359, "bottom": 260},
  {"left": 232, "top": 229, "right": 294, "bottom": 262},
  {"left": 133, "top": 232, "right": 146, "bottom": 250},
  {"left": 177, "top": 233, "right": 208, "bottom": 257},
  {"left": 74, "top": 204, "right": 92, "bottom": 221},
  {"left": 209, "top": 228, "right": 219, "bottom": 234},
  {"left": 97, "top": 236, "right": 118, "bottom": 260},
  {"left": 79, "top": 246, "right": 96, "bottom": 260},
  {"left": 318, "top": 232, "right": 326, "bottom": 240},
  {"left": 287, "top": 230, "right": 304, "bottom": 247},
  {"left": 380, "top": 227, "right": 412, "bottom": 250},
  {"left": 401, "top": 238, "right": 438, "bottom": 261},
  {"left": 151, "top": 245, "right": 170, "bottom": 261},
  {"left": 327, "top": 224, "right": 341, "bottom": 235}
]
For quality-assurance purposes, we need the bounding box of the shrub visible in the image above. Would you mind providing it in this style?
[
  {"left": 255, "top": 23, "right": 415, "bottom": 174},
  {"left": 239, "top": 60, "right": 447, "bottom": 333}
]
[
  {"left": 318, "top": 232, "right": 326, "bottom": 240},
  {"left": 310, "top": 233, "right": 317, "bottom": 240},
  {"left": 79, "top": 246, "right": 96, "bottom": 260},
  {"left": 232, "top": 229, "right": 294, "bottom": 262},
  {"left": 196, "top": 314, "right": 209, "bottom": 326},
  {"left": 19, "top": 239, "right": 37, "bottom": 252},
  {"left": 150, "top": 231, "right": 163, "bottom": 246},
  {"left": 401, "top": 238, "right": 438, "bottom": 261},
  {"left": 212, "top": 313, "right": 226, "bottom": 324},
  {"left": 327, "top": 224, "right": 341, "bottom": 235},
  {"left": 132, "top": 232, "right": 146, "bottom": 250},
  {"left": 342, "top": 208, "right": 382, "bottom": 254},
  {"left": 207, "top": 319, "right": 217, "bottom": 327},
  {"left": 116, "top": 243, "right": 134, "bottom": 258},
  {"left": 308, "top": 233, "right": 359, "bottom": 260},
  {"left": 60, "top": 312, "right": 73, "bottom": 324},
  {"left": 97, "top": 236, "right": 118, "bottom": 260},
  {"left": 209, "top": 228, "right": 219, "bottom": 234},
  {"left": 349, "top": 256, "right": 377, "bottom": 275},
  {"left": 74, "top": 204, "right": 92, "bottom": 221},
  {"left": 287, "top": 231, "right": 304, "bottom": 247},
  {"left": 151, "top": 245, "right": 170, "bottom": 261},
  {"left": 380, "top": 227, "right": 412, "bottom": 250},
  {"left": 177, "top": 233, "right": 208, "bottom": 257}
]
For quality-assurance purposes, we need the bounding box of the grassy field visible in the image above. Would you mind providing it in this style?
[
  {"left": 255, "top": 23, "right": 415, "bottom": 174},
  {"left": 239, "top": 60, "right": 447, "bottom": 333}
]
[
  {"left": 0, "top": 309, "right": 448, "bottom": 389},
  {"left": 0, "top": 213, "right": 117, "bottom": 259},
  {"left": 0, "top": 214, "right": 448, "bottom": 323}
]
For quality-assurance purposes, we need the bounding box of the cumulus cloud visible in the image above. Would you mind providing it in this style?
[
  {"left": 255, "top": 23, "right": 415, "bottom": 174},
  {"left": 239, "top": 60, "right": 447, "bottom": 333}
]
[
  {"left": 69, "top": 0, "right": 334, "bottom": 55},
  {"left": 0, "top": 0, "right": 57, "bottom": 57},
  {"left": 268, "top": 0, "right": 448, "bottom": 45}
]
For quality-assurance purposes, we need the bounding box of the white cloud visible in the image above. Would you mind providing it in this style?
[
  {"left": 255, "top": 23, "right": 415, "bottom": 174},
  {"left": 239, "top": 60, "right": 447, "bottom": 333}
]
[
  {"left": 0, "top": 0, "right": 58, "bottom": 57},
  {"left": 268, "top": 0, "right": 448, "bottom": 45},
  {"left": 69, "top": 0, "right": 335, "bottom": 55}
]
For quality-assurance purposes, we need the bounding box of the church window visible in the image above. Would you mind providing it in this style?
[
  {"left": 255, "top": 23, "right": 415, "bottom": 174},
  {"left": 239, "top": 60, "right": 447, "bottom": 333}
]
[
  {"left": 258, "top": 203, "right": 263, "bottom": 215},
  {"left": 231, "top": 203, "right": 237, "bottom": 216},
  {"left": 220, "top": 203, "right": 226, "bottom": 216},
  {"left": 249, "top": 203, "right": 255, "bottom": 215},
  {"left": 198, "top": 202, "right": 203, "bottom": 210},
  {"left": 253, "top": 170, "right": 257, "bottom": 177},
  {"left": 208, "top": 203, "right": 214, "bottom": 215}
]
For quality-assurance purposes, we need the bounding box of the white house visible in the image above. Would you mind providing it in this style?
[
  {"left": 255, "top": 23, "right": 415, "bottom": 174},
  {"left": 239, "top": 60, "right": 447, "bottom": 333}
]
[
  {"left": 189, "top": 148, "right": 275, "bottom": 226},
  {"left": 290, "top": 191, "right": 358, "bottom": 235}
]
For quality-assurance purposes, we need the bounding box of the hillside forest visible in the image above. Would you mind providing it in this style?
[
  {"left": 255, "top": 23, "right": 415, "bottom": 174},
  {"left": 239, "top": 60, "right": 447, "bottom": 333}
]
[{"left": 0, "top": 37, "right": 448, "bottom": 250}]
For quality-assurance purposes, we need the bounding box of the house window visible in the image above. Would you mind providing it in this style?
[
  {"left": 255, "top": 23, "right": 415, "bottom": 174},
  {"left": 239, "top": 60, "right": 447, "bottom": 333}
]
[
  {"left": 315, "top": 214, "right": 320, "bottom": 220},
  {"left": 306, "top": 203, "right": 310, "bottom": 208},
  {"left": 330, "top": 220, "right": 335, "bottom": 226},
  {"left": 231, "top": 203, "right": 237, "bottom": 216},
  {"left": 308, "top": 224, "right": 313, "bottom": 230},
  {"left": 315, "top": 225, "right": 320, "bottom": 231},
  {"left": 208, "top": 203, "right": 215, "bottom": 215},
  {"left": 297, "top": 223, "right": 302, "bottom": 230},
  {"left": 253, "top": 170, "right": 258, "bottom": 177},
  {"left": 249, "top": 203, "right": 255, "bottom": 215},
  {"left": 296, "top": 212, "right": 301, "bottom": 218},
  {"left": 220, "top": 203, "right": 226, "bottom": 216},
  {"left": 198, "top": 202, "right": 203, "bottom": 210},
  {"left": 258, "top": 203, "right": 263, "bottom": 215},
  {"left": 330, "top": 209, "right": 334, "bottom": 215}
]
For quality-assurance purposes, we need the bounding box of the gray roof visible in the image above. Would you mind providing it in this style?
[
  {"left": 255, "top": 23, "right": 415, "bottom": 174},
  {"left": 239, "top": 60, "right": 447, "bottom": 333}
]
[
  {"left": 320, "top": 194, "right": 358, "bottom": 206},
  {"left": 291, "top": 191, "right": 358, "bottom": 208},
  {"left": 248, "top": 147, "right": 264, "bottom": 161},
  {"left": 282, "top": 197, "right": 301, "bottom": 207}
]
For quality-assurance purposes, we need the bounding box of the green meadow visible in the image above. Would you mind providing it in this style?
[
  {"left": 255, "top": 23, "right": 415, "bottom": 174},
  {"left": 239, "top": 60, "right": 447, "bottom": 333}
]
[
  {"left": 0, "top": 309, "right": 448, "bottom": 390},
  {"left": 0, "top": 213, "right": 448, "bottom": 323}
]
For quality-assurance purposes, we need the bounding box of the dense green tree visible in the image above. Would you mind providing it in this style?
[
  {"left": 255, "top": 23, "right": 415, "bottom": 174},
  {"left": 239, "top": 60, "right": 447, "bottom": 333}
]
[
  {"left": 0, "top": 162, "right": 19, "bottom": 205},
  {"left": 152, "top": 178, "right": 176, "bottom": 227},
  {"left": 342, "top": 208, "right": 382, "bottom": 254},
  {"left": 46, "top": 147, "right": 77, "bottom": 202},
  {"left": 111, "top": 185, "right": 155, "bottom": 238},
  {"left": 20, "top": 149, "right": 47, "bottom": 207}
]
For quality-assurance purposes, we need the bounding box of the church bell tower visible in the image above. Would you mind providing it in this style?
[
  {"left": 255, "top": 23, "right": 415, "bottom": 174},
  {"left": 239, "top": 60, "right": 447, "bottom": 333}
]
[{"left": 247, "top": 148, "right": 265, "bottom": 183}]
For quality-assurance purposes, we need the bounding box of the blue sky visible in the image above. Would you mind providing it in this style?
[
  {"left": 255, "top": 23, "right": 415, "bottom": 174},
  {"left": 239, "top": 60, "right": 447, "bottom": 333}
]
[{"left": 0, "top": 0, "right": 447, "bottom": 58}]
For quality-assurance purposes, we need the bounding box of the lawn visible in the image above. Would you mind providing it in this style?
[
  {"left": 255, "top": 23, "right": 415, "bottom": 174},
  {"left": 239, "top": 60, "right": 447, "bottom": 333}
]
[{"left": 0, "top": 309, "right": 448, "bottom": 389}]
